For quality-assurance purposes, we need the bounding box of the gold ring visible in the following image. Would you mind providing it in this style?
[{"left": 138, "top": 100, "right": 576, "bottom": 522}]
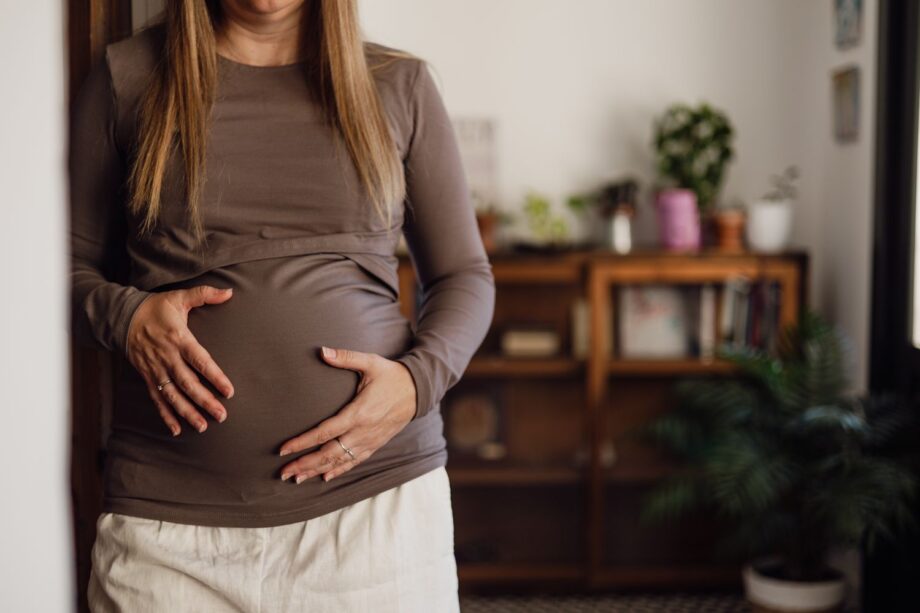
[{"left": 335, "top": 437, "right": 356, "bottom": 460}]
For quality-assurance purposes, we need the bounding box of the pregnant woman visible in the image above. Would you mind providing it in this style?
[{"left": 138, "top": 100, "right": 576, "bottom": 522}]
[{"left": 69, "top": 0, "right": 494, "bottom": 610}]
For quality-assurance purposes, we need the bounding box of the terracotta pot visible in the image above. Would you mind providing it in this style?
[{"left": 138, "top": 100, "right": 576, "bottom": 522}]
[
  {"left": 476, "top": 211, "right": 500, "bottom": 254},
  {"left": 711, "top": 208, "right": 746, "bottom": 252}
]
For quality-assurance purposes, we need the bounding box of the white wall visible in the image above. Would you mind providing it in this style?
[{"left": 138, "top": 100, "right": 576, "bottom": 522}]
[
  {"left": 361, "top": 0, "right": 800, "bottom": 241},
  {"left": 359, "top": 0, "right": 878, "bottom": 392},
  {"left": 783, "top": 0, "right": 878, "bottom": 394},
  {"left": 0, "top": 2, "right": 74, "bottom": 611}
]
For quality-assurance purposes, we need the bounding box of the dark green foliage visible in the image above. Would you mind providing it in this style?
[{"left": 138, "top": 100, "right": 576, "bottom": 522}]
[
  {"left": 653, "top": 102, "right": 735, "bottom": 213},
  {"left": 641, "top": 310, "right": 918, "bottom": 581}
]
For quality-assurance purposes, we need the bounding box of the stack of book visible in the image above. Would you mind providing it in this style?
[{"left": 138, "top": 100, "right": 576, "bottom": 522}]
[
  {"left": 614, "top": 277, "right": 783, "bottom": 360},
  {"left": 720, "top": 276, "right": 782, "bottom": 354}
]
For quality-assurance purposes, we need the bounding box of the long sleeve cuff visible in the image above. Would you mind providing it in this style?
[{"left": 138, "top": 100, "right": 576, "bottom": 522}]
[
  {"left": 393, "top": 261, "right": 496, "bottom": 422},
  {"left": 73, "top": 282, "right": 154, "bottom": 357},
  {"left": 395, "top": 350, "right": 436, "bottom": 421}
]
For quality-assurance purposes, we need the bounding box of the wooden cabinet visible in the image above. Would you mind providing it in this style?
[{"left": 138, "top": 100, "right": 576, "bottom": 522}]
[{"left": 397, "top": 247, "right": 809, "bottom": 592}]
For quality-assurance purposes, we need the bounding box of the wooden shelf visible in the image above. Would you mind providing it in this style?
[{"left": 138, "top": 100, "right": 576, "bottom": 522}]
[
  {"left": 604, "top": 463, "right": 673, "bottom": 484},
  {"left": 395, "top": 248, "right": 809, "bottom": 593},
  {"left": 466, "top": 355, "right": 585, "bottom": 378},
  {"left": 608, "top": 358, "right": 738, "bottom": 376},
  {"left": 459, "top": 563, "right": 584, "bottom": 585},
  {"left": 448, "top": 464, "right": 584, "bottom": 486}
]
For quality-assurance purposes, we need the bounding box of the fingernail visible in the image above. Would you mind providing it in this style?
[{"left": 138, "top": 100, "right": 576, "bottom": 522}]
[
  {"left": 279, "top": 448, "right": 291, "bottom": 457},
  {"left": 171, "top": 426, "right": 180, "bottom": 436},
  {"left": 217, "top": 411, "right": 227, "bottom": 423},
  {"left": 323, "top": 474, "right": 331, "bottom": 482},
  {"left": 295, "top": 475, "right": 306, "bottom": 484},
  {"left": 322, "top": 346, "right": 336, "bottom": 359},
  {"left": 280, "top": 473, "right": 291, "bottom": 481},
  {"left": 226, "top": 388, "right": 234, "bottom": 399},
  {"left": 197, "top": 422, "right": 207, "bottom": 433}
]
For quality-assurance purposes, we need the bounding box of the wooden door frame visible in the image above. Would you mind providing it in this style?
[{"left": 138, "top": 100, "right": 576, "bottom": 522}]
[
  {"left": 866, "top": 1, "right": 920, "bottom": 611},
  {"left": 67, "top": 3, "right": 133, "bottom": 611}
]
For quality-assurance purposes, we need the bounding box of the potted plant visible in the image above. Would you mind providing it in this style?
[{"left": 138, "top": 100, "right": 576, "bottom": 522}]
[
  {"left": 653, "top": 102, "right": 735, "bottom": 251},
  {"left": 474, "top": 202, "right": 505, "bottom": 255},
  {"left": 641, "top": 311, "right": 917, "bottom": 612},
  {"left": 512, "top": 190, "right": 574, "bottom": 253},
  {"left": 747, "top": 165, "right": 799, "bottom": 252},
  {"left": 468, "top": 186, "right": 510, "bottom": 254},
  {"left": 567, "top": 177, "right": 640, "bottom": 252}
]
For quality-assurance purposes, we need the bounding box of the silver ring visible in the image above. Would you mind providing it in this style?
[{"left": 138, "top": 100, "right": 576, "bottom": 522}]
[
  {"left": 335, "top": 437, "right": 356, "bottom": 460},
  {"left": 156, "top": 379, "right": 173, "bottom": 392}
]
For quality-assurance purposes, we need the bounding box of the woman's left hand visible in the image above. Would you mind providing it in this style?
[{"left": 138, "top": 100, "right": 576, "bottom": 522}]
[{"left": 277, "top": 346, "right": 417, "bottom": 483}]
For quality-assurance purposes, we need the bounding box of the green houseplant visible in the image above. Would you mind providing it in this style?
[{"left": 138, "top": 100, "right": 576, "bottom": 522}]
[
  {"left": 641, "top": 310, "right": 917, "bottom": 611},
  {"left": 653, "top": 102, "right": 735, "bottom": 215},
  {"left": 652, "top": 102, "right": 735, "bottom": 251},
  {"left": 516, "top": 190, "right": 572, "bottom": 251}
]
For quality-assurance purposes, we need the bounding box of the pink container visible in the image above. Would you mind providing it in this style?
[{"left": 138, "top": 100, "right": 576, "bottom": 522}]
[{"left": 655, "top": 188, "right": 701, "bottom": 251}]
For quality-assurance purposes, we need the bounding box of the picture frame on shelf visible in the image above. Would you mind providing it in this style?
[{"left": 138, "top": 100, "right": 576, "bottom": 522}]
[{"left": 444, "top": 384, "right": 506, "bottom": 462}]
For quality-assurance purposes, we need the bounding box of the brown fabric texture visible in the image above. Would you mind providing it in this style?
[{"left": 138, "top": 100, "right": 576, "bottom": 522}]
[{"left": 69, "top": 24, "right": 495, "bottom": 527}]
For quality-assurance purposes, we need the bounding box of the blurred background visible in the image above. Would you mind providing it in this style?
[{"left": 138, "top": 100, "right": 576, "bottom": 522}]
[{"left": 4, "top": 0, "right": 920, "bottom": 611}]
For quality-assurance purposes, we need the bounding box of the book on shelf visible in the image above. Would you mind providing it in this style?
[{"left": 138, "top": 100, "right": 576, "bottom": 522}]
[
  {"left": 699, "top": 284, "right": 717, "bottom": 360},
  {"left": 720, "top": 276, "right": 783, "bottom": 352},
  {"left": 500, "top": 324, "right": 561, "bottom": 357},
  {"left": 571, "top": 297, "right": 589, "bottom": 360},
  {"left": 613, "top": 278, "right": 783, "bottom": 360},
  {"left": 616, "top": 285, "right": 691, "bottom": 358}
]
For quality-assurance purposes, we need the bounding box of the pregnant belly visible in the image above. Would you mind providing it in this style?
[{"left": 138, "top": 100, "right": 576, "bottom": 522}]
[{"left": 111, "top": 254, "right": 414, "bottom": 481}]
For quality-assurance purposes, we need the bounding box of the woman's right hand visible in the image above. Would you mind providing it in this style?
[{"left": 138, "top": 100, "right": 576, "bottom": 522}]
[{"left": 125, "top": 285, "right": 236, "bottom": 437}]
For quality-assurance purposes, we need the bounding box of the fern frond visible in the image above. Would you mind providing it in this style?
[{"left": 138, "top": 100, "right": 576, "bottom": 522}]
[{"left": 641, "top": 476, "right": 701, "bottom": 524}]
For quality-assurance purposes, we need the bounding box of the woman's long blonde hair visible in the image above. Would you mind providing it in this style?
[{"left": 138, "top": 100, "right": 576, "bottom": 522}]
[{"left": 128, "top": 0, "right": 417, "bottom": 249}]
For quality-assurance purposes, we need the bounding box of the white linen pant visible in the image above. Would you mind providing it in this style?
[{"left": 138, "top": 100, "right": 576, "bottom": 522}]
[{"left": 87, "top": 466, "right": 459, "bottom": 613}]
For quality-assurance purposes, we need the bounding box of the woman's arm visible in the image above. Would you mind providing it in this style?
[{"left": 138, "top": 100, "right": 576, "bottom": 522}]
[
  {"left": 275, "top": 58, "right": 496, "bottom": 479},
  {"left": 394, "top": 59, "right": 497, "bottom": 421},
  {"left": 69, "top": 54, "right": 154, "bottom": 357}
]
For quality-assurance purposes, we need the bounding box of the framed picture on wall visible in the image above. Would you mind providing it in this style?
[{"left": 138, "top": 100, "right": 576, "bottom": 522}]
[
  {"left": 834, "top": 0, "right": 862, "bottom": 49},
  {"left": 832, "top": 65, "right": 860, "bottom": 143},
  {"left": 451, "top": 116, "right": 499, "bottom": 212}
]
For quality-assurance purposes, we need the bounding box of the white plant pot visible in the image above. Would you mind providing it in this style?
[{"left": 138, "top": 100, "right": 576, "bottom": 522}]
[
  {"left": 743, "top": 559, "right": 846, "bottom": 613},
  {"left": 746, "top": 199, "right": 793, "bottom": 252}
]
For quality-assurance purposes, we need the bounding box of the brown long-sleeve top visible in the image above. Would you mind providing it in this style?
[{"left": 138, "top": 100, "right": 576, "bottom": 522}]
[{"left": 69, "top": 23, "right": 495, "bottom": 528}]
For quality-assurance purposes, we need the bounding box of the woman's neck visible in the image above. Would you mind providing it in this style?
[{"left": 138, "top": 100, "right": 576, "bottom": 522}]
[{"left": 214, "top": 1, "right": 306, "bottom": 67}]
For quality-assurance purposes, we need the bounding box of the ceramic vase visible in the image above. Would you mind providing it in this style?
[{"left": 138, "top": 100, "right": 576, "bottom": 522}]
[
  {"left": 746, "top": 199, "right": 792, "bottom": 252},
  {"left": 655, "top": 188, "right": 700, "bottom": 251},
  {"left": 743, "top": 558, "right": 846, "bottom": 613}
]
